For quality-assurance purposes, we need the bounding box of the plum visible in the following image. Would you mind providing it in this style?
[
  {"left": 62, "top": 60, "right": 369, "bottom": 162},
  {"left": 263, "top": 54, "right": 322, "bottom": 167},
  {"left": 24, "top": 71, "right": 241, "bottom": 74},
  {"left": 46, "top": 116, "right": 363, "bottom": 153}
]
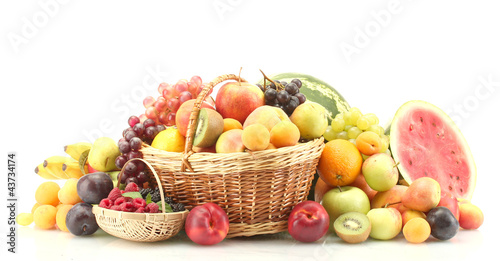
[
  {"left": 65, "top": 203, "right": 99, "bottom": 236},
  {"left": 77, "top": 172, "right": 114, "bottom": 204},
  {"left": 426, "top": 207, "right": 459, "bottom": 240}
]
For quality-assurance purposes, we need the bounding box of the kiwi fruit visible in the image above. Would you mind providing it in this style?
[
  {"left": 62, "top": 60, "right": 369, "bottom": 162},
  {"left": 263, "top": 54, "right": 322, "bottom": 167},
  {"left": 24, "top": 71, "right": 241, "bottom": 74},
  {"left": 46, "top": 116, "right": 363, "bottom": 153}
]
[
  {"left": 334, "top": 212, "right": 371, "bottom": 243},
  {"left": 193, "top": 108, "right": 224, "bottom": 148}
]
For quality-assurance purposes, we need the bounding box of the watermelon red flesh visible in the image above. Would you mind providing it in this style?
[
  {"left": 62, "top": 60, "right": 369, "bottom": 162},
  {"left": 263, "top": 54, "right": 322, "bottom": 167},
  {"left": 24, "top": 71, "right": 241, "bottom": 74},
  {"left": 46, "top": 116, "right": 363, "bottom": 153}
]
[{"left": 390, "top": 101, "right": 476, "bottom": 200}]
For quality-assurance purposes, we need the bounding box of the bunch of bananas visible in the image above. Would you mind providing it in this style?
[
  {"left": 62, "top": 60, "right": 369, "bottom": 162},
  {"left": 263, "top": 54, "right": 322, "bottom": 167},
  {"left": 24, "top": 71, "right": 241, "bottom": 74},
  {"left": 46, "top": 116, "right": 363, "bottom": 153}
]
[{"left": 35, "top": 142, "right": 91, "bottom": 180}]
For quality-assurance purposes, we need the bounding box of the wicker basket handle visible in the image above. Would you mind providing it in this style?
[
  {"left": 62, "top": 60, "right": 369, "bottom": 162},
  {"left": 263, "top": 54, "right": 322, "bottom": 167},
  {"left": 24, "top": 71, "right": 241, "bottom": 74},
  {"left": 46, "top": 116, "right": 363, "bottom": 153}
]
[
  {"left": 181, "top": 74, "right": 247, "bottom": 172},
  {"left": 118, "top": 158, "right": 168, "bottom": 213}
]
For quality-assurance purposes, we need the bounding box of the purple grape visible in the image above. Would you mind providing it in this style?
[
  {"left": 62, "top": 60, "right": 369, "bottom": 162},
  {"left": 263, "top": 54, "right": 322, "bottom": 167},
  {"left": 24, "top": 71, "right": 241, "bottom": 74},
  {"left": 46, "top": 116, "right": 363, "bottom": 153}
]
[
  {"left": 136, "top": 161, "right": 145, "bottom": 172},
  {"left": 118, "top": 141, "right": 131, "bottom": 154},
  {"left": 125, "top": 177, "right": 139, "bottom": 186},
  {"left": 124, "top": 161, "right": 138, "bottom": 175},
  {"left": 291, "top": 79, "right": 302, "bottom": 88},
  {"left": 128, "top": 116, "right": 140, "bottom": 127},
  {"left": 122, "top": 127, "right": 133, "bottom": 137},
  {"left": 156, "top": 124, "right": 166, "bottom": 132},
  {"left": 115, "top": 155, "right": 128, "bottom": 169},
  {"left": 144, "top": 126, "right": 157, "bottom": 140},
  {"left": 136, "top": 171, "right": 148, "bottom": 183},
  {"left": 124, "top": 130, "right": 137, "bottom": 141},
  {"left": 277, "top": 90, "right": 290, "bottom": 104},
  {"left": 120, "top": 171, "right": 130, "bottom": 183},
  {"left": 285, "top": 83, "right": 299, "bottom": 95},
  {"left": 129, "top": 137, "right": 142, "bottom": 151},
  {"left": 132, "top": 123, "right": 145, "bottom": 136},
  {"left": 143, "top": 118, "right": 156, "bottom": 129},
  {"left": 295, "top": 93, "right": 306, "bottom": 104},
  {"left": 127, "top": 151, "right": 143, "bottom": 160}
]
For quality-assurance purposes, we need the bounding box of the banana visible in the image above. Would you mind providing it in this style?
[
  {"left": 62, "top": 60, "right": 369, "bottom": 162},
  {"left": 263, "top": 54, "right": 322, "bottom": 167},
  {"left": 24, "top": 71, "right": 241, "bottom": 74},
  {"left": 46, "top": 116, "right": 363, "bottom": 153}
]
[
  {"left": 43, "top": 156, "right": 76, "bottom": 179},
  {"left": 62, "top": 161, "right": 86, "bottom": 179},
  {"left": 35, "top": 163, "right": 61, "bottom": 180},
  {"left": 64, "top": 142, "right": 92, "bottom": 161}
]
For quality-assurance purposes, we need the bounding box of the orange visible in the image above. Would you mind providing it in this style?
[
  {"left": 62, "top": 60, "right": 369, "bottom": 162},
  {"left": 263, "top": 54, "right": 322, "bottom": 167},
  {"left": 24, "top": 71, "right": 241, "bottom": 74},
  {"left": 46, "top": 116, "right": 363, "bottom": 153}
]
[{"left": 317, "top": 139, "right": 363, "bottom": 187}]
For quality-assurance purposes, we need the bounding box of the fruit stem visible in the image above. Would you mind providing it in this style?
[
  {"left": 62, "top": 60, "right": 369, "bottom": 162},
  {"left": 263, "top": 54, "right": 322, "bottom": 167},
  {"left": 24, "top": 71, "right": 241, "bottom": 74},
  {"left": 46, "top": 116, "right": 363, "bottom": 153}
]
[
  {"left": 337, "top": 186, "right": 342, "bottom": 192},
  {"left": 238, "top": 67, "right": 243, "bottom": 86},
  {"left": 384, "top": 201, "right": 401, "bottom": 208},
  {"left": 259, "top": 69, "right": 284, "bottom": 90},
  {"left": 393, "top": 162, "right": 400, "bottom": 168}
]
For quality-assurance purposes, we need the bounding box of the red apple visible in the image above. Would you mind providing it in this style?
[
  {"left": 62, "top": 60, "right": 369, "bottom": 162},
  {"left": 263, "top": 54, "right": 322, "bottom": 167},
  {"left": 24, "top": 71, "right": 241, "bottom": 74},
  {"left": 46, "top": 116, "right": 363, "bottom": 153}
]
[
  {"left": 185, "top": 203, "right": 229, "bottom": 245},
  {"left": 215, "top": 82, "right": 265, "bottom": 125},
  {"left": 437, "top": 191, "right": 460, "bottom": 221},
  {"left": 175, "top": 99, "right": 215, "bottom": 137},
  {"left": 288, "top": 200, "right": 330, "bottom": 242},
  {"left": 87, "top": 164, "right": 99, "bottom": 173}
]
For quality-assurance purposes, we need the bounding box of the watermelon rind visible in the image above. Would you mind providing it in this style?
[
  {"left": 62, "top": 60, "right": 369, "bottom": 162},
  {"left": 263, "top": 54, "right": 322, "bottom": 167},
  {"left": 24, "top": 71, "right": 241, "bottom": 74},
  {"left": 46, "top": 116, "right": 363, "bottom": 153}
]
[
  {"left": 257, "top": 72, "right": 350, "bottom": 123},
  {"left": 390, "top": 100, "right": 477, "bottom": 200}
]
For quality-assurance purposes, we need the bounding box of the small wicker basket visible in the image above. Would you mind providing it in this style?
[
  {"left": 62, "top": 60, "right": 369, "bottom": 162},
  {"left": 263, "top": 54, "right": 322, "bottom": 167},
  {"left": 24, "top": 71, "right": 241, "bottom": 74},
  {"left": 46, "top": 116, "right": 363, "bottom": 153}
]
[
  {"left": 92, "top": 159, "right": 189, "bottom": 242},
  {"left": 141, "top": 74, "right": 325, "bottom": 238}
]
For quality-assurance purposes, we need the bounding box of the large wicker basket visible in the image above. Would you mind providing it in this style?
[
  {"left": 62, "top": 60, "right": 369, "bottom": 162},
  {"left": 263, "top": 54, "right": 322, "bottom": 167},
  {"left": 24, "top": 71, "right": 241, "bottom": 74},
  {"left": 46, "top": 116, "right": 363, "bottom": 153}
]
[
  {"left": 141, "top": 74, "right": 325, "bottom": 238},
  {"left": 93, "top": 159, "right": 189, "bottom": 242}
]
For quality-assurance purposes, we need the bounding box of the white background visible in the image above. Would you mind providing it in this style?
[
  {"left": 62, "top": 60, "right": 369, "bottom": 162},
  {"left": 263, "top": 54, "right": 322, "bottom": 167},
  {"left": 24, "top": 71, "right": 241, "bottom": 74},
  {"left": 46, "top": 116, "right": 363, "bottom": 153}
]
[{"left": 1, "top": 0, "right": 499, "bottom": 260}]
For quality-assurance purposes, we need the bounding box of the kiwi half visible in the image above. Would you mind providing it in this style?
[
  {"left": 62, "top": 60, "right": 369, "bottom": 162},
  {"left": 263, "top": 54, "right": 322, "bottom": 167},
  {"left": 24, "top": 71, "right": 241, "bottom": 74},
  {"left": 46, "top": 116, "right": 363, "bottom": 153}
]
[
  {"left": 334, "top": 212, "right": 371, "bottom": 243},
  {"left": 193, "top": 108, "right": 224, "bottom": 148}
]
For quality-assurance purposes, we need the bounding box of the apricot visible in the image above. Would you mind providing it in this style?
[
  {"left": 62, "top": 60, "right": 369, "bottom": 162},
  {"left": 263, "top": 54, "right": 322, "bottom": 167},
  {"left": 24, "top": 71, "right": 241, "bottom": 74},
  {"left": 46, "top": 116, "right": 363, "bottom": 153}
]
[
  {"left": 403, "top": 217, "right": 431, "bottom": 243},
  {"left": 458, "top": 203, "right": 484, "bottom": 230},
  {"left": 355, "top": 131, "right": 382, "bottom": 156},
  {"left": 401, "top": 209, "right": 426, "bottom": 226},
  {"left": 270, "top": 121, "right": 300, "bottom": 148},
  {"left": 266, "top": 143, "right": 277, "bottom": 150},
  {"left": 215, "top": 129, "right": 245, "bottom": 153},
  {"left": 223, "top": 118, "right": 243, "bottom": 132},
  {"left": 241, "top": 124, "right": 270, "bottom": 151}
]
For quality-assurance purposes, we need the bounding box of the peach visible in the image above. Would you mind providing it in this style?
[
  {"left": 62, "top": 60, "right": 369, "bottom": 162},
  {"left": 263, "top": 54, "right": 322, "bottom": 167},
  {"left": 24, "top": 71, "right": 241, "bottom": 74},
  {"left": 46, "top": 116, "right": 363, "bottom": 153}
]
[
  {"left": 314, "top": 177, "right": 334, "bottom": 203},
  {"left": 401, "top": 209, "right": 426, "bottom": 226},
  {"left": 215, "top": 82, "right": 265, "bottom": 125},
  {"left": 270, "top": 121, "right": 300, "bottom": 148},
  {"left": 223, "top": 118, "right": 243, "bottom": 132},
  {"left": 215, "top": 129, "right": 245, "bottom": 153},
  {"left": 437, "top": 191, "right": 460, "bottom": 221},
  {"left": 175, "top": 99, "right": 215, "bottom": 137},
  {"left": 241, "top": 124, "right": 270, "bottom": 151},
  {"left": 370, "top": 185, "right": 409, "bottom": 214},
  {"left": 355, "top": 131, "right": 382, "bottom": 156},
  {"left": 243, "top": 105, "right": 290, "bottom": 132},
  {"left": 401, "top": 177, "right": 441, "bottom": 212},
  {"left": 351, "top": 174, "right": 377, "bottom": 201},
  {"left": 458, "top": 203, "right": 483, "bottom": 230}
]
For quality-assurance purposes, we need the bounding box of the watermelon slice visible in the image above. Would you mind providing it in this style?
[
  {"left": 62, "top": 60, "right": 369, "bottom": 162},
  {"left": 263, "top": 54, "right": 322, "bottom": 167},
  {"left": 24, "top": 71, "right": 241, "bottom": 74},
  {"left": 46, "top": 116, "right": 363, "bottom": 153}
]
[{"left": 390, "top": 100, "right": 476, "bottom": 200}]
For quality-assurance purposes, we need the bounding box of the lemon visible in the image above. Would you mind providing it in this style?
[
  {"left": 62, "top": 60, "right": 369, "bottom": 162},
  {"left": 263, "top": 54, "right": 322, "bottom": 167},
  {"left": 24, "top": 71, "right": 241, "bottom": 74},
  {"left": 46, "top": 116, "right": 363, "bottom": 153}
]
[{"left": 151, "top": 127, "right": 186, "bottom": 152}]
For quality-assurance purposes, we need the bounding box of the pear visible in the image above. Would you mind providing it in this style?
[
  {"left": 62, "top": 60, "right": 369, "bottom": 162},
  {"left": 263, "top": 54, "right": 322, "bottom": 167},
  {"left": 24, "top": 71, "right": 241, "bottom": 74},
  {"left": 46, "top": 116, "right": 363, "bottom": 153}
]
[
  {"left": 290, "top": 102, "right": 328, "bottom": 140},
  {"left": 401, "top": 177, "right": 441, "bottom": 212},
  {"left": 87, "top": 137, "right": 121, "bottom": 172}
]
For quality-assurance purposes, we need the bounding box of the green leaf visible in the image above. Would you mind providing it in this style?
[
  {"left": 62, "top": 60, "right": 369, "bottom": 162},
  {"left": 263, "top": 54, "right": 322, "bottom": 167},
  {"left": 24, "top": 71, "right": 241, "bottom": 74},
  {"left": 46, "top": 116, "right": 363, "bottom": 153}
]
[
  {"left": 78, "top": 149, "right": 90, "bottom": 174},
  {"left": 121, "top": 192, "right": 143, "bottom": 199},
  {"left": 157, "top": 201, "right": 173, "bottom": 213},
  {"left": 146, "top": 193, "right": 152, "bottom": 204}
]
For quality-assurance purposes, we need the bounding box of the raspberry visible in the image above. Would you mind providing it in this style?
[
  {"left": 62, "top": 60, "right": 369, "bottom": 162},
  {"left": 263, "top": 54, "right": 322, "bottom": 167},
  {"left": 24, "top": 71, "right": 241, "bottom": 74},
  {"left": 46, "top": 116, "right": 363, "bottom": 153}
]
[
  {"left": 110, "top": 205, "right": 121, "bottom": 211},
  {"left": 125, "top": 182, "right": 139, "bottom": 192},
  {"left": 114, "top": 197, "right": 126, "bottom": 206},
  {"left": 133, "top": 198, "right": 147, "bottom": 209},
  {"left": 98, "top": 198, "right": 113, "bottom": 209},
  {"left": 146, "top": 203, "right": 159, "bottom": 213},
  {"left": 135, "top": 207, "right": 145, "bottom": 213},
  {"left": 107, "top": 187, "right": 122, "bottom": 202},
  {"left": 120, "top": 202, "right": 136, "bottom": 212}
]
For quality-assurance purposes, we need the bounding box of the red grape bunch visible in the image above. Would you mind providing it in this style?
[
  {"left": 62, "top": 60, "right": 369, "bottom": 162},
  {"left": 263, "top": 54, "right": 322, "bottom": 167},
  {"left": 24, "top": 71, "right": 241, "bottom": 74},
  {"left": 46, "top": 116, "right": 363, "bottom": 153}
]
[{"left": 141, "top": 76, "right": 207, "bottom": 126}]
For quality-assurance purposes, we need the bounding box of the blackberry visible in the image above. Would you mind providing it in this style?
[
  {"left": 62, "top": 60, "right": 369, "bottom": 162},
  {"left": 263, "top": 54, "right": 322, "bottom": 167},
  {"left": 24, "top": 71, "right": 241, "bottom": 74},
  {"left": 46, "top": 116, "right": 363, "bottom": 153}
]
[
  {"left": 139, "top": 188, "right": 153, "bottom": 199},
  {"left": 150, "top": 187, "right": 161, "bottom": 203},
  {"left": 171, "top": 202, "right": 185, "bottom": 212}
]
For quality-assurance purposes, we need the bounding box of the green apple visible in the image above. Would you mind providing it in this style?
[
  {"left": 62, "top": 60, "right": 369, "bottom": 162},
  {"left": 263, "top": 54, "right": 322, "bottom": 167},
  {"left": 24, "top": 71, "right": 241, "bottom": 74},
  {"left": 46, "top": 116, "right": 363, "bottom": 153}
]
[
  {"left": 362, "top": 153, "right": 398, "bottom": 192},
  {"left": 321, "top": 186, "right": 370, "bottom": 231},
  {"left": 366, "top": 207, "right": 402, "bottom": 240}
]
